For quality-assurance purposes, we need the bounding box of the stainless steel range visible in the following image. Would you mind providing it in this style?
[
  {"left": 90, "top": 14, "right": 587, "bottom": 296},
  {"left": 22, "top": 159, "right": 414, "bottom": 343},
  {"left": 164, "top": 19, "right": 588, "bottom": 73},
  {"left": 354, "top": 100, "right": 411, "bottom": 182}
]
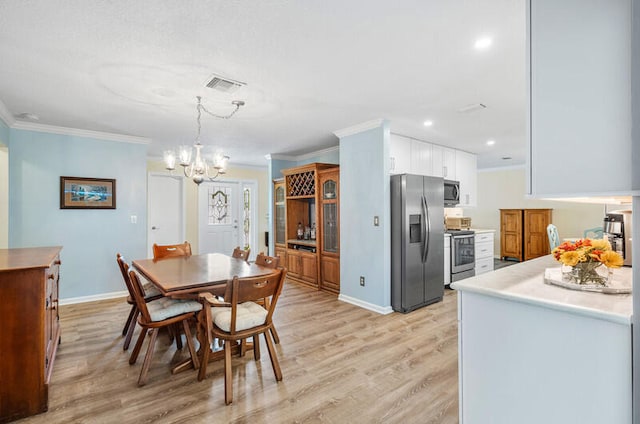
[{"left": 446, "top": 229, "right": 475, "bottom": 282}]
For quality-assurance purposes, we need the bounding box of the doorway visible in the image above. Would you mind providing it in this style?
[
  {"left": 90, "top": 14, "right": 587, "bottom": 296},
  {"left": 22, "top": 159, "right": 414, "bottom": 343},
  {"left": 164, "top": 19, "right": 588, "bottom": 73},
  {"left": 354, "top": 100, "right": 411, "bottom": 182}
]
[
  {"left": 147, "top": 173, "right": 186, "bottom": 258},
  {"left": 198, "top": 179, "right": 257, "bottom": 258}
]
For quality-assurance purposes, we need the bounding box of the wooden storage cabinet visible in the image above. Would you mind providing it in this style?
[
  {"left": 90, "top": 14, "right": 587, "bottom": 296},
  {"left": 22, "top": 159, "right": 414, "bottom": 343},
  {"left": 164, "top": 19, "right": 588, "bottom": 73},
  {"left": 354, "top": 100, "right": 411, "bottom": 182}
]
[
  {"left": 0, "top": 246, "right": 62, "bottom": 423},
  {"left": 500, "top": 209, "right": 552, "bottom": 261},
  {"left": 279, "top": 163, "right": 339, "bottom": 293}
]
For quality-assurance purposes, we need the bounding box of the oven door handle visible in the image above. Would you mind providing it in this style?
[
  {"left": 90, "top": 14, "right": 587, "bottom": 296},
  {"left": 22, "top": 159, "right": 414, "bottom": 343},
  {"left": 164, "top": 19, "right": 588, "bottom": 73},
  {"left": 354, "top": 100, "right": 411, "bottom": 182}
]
[{"left": 421, "top": 195, "right": 430, "bottom": 264}]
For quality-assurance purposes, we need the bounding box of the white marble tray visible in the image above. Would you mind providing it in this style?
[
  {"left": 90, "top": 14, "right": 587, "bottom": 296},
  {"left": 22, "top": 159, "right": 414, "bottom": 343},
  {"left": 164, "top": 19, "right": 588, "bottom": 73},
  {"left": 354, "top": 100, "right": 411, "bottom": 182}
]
[{"left": 544, "top": 268, "right": 632, "bottom": 294}]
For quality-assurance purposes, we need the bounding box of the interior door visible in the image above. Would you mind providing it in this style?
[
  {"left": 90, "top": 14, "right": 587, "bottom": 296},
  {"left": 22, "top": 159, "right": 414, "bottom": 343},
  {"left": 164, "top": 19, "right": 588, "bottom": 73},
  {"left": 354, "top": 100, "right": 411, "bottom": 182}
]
[
  {"left": 147, "top": 174, "right": 185, "bottom": 258},
  {"left": 198, "top": 181, "right": 241, "bottom": 255}
]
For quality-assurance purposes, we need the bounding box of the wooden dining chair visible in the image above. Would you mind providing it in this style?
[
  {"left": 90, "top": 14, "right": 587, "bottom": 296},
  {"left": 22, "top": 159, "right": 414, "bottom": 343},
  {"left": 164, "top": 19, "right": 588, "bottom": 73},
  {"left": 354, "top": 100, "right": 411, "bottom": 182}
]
[
  {"left": 116, "top": 253, "right": 162, "bottom": 350},
  {"left": 253, "top": 252, "right": 281, "bottom": 345},
  {"left": 152, "top": 241, "right": 192, "bottom": 260},
  {"left": 197, "top": 268, "right": 287, "bottom": 405},
  {"left": 127, "top": 268, "right": 201, "bottom": 386},
  {"left": 231, "top": 246, "right": 251, "bottom": 262}
]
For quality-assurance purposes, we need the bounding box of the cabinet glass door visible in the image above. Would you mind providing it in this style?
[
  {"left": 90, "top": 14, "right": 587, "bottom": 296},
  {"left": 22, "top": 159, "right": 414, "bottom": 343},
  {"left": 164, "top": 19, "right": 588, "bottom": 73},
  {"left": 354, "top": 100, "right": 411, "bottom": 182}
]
[
  {"left": 323, "top": 180, "right": 336, "bottom": 199},
  {"left": 323, "top": 203, "right": 338, "bottom": 252},
  {"left": 275, "top": 186, "right": 285, "bottom": 244}
]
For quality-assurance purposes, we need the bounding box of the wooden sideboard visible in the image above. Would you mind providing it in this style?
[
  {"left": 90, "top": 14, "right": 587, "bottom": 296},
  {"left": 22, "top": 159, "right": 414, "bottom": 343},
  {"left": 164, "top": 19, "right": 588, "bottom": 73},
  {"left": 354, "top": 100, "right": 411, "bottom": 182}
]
[{"left": 0, "top": 246, "right": 62, "bottom": 423}]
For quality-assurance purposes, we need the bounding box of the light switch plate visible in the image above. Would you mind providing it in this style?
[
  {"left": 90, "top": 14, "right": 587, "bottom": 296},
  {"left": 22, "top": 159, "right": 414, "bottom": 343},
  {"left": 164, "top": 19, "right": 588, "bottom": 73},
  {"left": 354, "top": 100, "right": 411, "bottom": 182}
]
[{"left": 374, "top": 216, "right": 379, "bottom": 226}]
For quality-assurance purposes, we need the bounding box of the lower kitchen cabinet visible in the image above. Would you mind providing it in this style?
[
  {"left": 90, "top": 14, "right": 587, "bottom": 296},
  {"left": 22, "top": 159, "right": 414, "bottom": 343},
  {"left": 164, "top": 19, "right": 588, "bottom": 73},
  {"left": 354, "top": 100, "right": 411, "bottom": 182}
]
[{"left": 474, "top": 231, "right": 494, "bottom": 275}]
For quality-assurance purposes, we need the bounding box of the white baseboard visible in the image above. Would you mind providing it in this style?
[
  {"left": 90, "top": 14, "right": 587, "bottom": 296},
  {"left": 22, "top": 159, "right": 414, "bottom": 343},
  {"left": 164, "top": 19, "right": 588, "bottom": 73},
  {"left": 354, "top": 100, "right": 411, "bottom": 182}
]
[
  {"left": 338, "top": 294, "right": 394, "bottom": 315},
  {"left": 59, "top": 290, "right": 128, "bottom": 306}
]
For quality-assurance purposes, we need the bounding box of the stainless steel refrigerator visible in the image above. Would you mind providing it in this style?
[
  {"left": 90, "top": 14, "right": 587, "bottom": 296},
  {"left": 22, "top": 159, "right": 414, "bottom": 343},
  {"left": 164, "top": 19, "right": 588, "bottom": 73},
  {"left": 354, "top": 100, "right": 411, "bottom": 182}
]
[{"left": 391, "top": 174, "right": 444, "bottom": 313}]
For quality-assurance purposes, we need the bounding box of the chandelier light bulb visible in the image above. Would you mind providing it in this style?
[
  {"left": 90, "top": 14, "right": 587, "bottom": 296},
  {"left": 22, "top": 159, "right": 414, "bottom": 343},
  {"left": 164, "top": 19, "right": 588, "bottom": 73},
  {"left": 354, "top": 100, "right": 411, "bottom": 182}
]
[
  {"left": 178, "top": 145, "right": 193, "bottom": 167},
  {"left": 163, "top": 150, "right": 176, "bottom": 170}
]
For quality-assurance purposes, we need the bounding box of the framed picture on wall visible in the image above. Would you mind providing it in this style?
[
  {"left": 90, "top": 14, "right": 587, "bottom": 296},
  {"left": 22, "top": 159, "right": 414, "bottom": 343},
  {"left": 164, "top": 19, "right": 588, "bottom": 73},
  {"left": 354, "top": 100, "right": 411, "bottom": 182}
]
[{"left": 60, "top": 176, "right": 116, "bottom": 209}]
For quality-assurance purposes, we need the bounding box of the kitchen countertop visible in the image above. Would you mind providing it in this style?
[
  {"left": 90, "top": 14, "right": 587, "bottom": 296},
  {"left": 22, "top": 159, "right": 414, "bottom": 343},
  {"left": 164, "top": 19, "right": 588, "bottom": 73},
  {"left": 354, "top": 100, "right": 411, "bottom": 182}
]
[
  {"left": 470, "top": 228, "right": 495, "bottom": 234},
  {"left": 451, "top": 255, "right": 632, "bottom": 324}
]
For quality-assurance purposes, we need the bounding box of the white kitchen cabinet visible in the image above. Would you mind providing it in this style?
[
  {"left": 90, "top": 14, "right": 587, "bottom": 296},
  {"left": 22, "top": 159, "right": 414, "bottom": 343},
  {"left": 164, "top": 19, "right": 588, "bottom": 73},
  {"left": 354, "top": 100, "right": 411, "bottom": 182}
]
[
  {"left": 474, "top": 231, "right": 494, "bottom": 275},
  {"left": 410, "top": 139, "right": 433, "bottom": 176},
  {"left": 431, "top": 144, "right": 456, "bottom": 180},
  {"left": 455, "top": 150, "right": 477, "bottom": 207},
  {"left": 444, "top": 235, "right": 451, "bottom": 285},
  {"left": 527, "top": 0, "right": 637, "bottom": 196},
  {"left": 389, "top": 134, "right": 411, "bottom": 175}
]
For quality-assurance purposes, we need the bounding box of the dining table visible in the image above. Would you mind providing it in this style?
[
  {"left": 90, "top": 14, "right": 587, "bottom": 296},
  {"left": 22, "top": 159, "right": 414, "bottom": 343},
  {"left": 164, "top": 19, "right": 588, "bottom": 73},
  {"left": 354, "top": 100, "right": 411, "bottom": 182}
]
[{"left": 132, "top": 252, "right": 277, "bottom": 373}]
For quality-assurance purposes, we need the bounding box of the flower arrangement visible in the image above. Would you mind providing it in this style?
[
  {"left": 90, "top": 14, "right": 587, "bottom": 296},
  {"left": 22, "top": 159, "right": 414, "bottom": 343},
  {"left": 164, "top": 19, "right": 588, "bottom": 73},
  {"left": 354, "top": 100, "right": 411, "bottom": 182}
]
[{"left": 552, "top": 238, "right": 624, "bottom": 285}]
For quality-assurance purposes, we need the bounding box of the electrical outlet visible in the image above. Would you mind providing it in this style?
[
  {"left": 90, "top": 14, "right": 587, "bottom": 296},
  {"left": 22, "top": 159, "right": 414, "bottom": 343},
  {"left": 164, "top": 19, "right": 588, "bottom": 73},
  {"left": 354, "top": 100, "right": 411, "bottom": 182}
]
[{"left": 360, "top": 276, "right": 365, "bottom": 286}]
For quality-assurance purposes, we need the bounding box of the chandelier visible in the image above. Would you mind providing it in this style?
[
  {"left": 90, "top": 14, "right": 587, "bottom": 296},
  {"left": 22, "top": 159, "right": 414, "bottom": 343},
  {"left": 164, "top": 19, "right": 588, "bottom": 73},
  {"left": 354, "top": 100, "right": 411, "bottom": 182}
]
[{"left": 163, "top": 96, "right": 245, "bottom": 185}]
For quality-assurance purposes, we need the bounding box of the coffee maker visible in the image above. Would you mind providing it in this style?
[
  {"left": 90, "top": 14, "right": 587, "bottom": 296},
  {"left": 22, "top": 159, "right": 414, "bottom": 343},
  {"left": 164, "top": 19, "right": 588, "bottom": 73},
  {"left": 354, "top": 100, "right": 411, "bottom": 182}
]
[{"left": 603, "top": 210, "right": 632, "bottom": 267}]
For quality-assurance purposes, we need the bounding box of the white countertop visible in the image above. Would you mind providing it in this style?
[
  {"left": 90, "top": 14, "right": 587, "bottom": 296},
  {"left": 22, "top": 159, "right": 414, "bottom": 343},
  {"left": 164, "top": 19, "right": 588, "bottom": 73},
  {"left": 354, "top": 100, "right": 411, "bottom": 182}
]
[
  {"left": 451, "top": 255, "right": 633, "bottom": 324},
  {"left": 470, "top": 228, "right": 496, "bottom": 234}
]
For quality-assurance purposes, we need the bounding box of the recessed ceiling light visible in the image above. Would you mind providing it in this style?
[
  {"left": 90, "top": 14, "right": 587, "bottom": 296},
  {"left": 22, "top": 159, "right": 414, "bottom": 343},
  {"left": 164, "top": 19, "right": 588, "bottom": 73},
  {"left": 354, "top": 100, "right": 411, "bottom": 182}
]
[
  {"left": 486, "top": 140, "right": 496, "bottom": 146},
  {"left": 475, "top": 37, "right": 492, "bottom": 50},
  {"left": 423, "top": 120, "right": 433, "bottom": 127}
]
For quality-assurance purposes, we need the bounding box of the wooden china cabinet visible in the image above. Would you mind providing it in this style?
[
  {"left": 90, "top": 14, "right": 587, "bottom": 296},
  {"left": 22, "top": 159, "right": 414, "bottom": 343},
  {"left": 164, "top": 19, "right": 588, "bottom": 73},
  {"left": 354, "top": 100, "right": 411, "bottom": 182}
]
[{"left": 276, "top": 163, "right": 340, "bottom": 294}]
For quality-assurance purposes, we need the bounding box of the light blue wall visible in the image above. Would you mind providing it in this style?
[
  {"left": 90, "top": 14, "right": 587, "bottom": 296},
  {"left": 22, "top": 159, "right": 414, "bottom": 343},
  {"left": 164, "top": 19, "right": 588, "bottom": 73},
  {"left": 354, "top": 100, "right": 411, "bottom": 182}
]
[
  {"left": 297, "top": 148, "right": 339, "bottom": 166},
  {"left": 9, "top": 129, "right": 147, "bottom": 299},
  {"left": 339, "top": 122, "right": 391, "bottom": 308}
]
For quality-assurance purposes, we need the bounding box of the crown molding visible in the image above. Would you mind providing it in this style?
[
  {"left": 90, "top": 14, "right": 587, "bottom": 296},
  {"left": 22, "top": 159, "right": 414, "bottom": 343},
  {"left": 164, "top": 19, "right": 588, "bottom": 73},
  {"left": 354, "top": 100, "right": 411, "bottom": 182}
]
[
  {"left": 295, "top": 145, "right": 339, "bottom": 161},
  {"left": 11, "top": 121, "right": 151, "bottom": 145},
  {"left": 0, "top": 99, "right": 15, "bottom": 127},
  {"left": 478, "top": 163, "right": 527, "bottom": 173},
  {"left": 267, "top": 153, "right": 298, "bottom": 161},
  {"left": 333, "top": 119, "right": 385, "bottom": 139}
]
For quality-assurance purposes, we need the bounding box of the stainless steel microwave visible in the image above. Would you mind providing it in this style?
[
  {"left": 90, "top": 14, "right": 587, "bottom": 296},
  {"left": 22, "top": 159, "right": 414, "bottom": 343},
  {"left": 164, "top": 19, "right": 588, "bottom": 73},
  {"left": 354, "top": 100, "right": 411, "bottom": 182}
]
[{"left": 444, "top": 180, "right": 460, "bottom": 206}]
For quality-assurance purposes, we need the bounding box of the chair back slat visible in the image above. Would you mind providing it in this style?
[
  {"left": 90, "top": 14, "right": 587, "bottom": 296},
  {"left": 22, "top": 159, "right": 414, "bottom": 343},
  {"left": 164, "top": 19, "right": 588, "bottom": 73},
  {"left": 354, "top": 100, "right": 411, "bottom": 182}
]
[
  {"left": 254, "top": 252, "right": 280, "bottom": 269},
  {"left": 153, "top": 241, "right": 192, "bottom": 260},
  {"left": 231, "top": 246, "right": 251, "bottom": 262}
]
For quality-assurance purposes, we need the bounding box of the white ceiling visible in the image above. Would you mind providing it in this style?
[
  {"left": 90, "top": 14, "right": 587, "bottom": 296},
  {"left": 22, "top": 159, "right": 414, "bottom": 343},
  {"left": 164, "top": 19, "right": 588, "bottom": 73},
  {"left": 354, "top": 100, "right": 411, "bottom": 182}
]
[{"left": 0, "top": 1, "right": 526, "bottom": 169}]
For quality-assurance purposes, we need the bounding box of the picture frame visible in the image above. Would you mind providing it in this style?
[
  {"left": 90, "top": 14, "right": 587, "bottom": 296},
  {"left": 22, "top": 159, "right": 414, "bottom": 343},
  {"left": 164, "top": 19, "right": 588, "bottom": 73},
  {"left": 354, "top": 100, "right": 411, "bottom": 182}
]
[{"left": 60, "top": 176, "right": 116, "bottom": 209}]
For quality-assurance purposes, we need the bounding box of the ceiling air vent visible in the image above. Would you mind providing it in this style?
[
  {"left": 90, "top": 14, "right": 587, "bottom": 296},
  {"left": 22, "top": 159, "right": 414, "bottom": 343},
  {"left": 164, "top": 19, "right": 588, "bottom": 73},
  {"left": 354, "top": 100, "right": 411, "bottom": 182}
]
[
  {"left": 457, "top": 103, "right": 487, "bottom": 113},
  {"left": 205, "top": 75, "right": 246, "bottom": 94}
]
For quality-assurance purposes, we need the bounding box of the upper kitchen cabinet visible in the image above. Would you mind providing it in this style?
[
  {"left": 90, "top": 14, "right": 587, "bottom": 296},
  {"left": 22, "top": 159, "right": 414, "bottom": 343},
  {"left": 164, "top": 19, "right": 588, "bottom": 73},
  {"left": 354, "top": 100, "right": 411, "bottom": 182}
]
[
  {"left": 527, "top": 0, "right": 638, "bottom": 196},
  {"left": 410, "top": 139, "right": 433, "bottom": 176},
  {"left": 432, "top": 144, "right": 456, "bottom": 180},
  {"left": 455, "top": 150, "right": 477, "bottom": 207},
  {"left": 389, "top": 134, "right": 411, "bottom": 174}
]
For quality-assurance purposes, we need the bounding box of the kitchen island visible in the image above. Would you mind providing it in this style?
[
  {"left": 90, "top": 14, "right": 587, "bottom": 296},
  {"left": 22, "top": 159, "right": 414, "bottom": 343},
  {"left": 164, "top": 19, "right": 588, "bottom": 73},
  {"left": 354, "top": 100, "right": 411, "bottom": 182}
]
[{"left": 452, "top": 255, "right": 632, "bottom": 424}]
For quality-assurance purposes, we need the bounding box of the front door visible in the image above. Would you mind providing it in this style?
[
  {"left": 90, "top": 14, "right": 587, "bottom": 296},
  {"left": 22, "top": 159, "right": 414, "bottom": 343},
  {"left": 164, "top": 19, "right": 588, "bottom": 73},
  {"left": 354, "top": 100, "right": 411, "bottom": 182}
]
[{"left": 198, "top": 181, "right": 242, "bottom": 255}]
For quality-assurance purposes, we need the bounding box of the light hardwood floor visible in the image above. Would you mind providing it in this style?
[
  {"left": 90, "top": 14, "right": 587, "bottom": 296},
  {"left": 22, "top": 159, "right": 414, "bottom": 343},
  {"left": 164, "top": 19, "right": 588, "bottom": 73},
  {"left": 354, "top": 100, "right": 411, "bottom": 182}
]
[{"left": 19, "top": 282, "right": 459, "bottom": 424}]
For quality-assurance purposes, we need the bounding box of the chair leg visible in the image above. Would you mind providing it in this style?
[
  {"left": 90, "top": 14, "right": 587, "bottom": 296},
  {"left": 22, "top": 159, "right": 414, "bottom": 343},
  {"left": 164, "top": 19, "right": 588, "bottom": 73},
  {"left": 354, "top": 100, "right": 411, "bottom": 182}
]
[
  {"left": 122, "top": 304, "right": 137, "bottom": 336},
  {"left": 240, "top": 339, "right": 247, "bottom": 357},
  {"left": 224, "top": 339, "right": 233, "bottom": 405},
  {"left": 182, "top": 320, "right": 199, "bottom": 370},
  {"left": 253, "top": 335, "right": 261, "bottom": 360},
  {"left": 269, "top": 325, "right": 280, "bottom": 344},
  {"left": 263, "top": 331, "right": 282, "bottom": 381},
  {"left": 129, "top": 327, "right": 148, "bottom": 365},
  {"left": 173, "top": 323, "right": 183, "bottom": 349},
  {"left": 138, "top": 328, "right": 159, "bottom": 386},
  {"left": 123, "top": 309, "right": 139, "bottom": 351}
]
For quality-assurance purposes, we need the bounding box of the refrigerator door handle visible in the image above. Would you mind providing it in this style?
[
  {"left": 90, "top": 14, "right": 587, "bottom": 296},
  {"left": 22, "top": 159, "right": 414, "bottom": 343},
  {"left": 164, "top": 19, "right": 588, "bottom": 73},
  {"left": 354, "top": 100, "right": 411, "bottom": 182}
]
[{"left": 421, "top": 195, "right": 430, "bottom": 264}]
